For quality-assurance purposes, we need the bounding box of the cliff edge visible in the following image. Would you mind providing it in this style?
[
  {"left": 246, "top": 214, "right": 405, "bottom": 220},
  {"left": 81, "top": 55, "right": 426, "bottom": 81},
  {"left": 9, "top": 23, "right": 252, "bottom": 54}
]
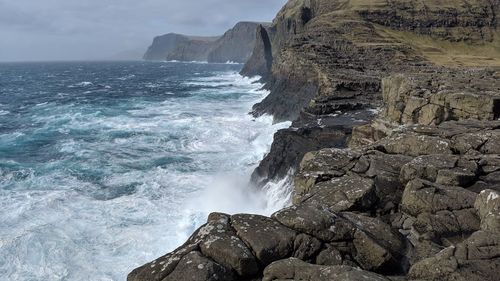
[{"left": 129, "top": 1, "right": 500, "bottom": 280}]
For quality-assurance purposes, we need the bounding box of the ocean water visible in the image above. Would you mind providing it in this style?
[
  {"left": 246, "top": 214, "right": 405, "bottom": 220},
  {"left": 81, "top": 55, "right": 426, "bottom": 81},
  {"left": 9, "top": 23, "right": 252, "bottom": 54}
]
[{"left": 0, "top": 61, "right": 291, "bottom": 281}]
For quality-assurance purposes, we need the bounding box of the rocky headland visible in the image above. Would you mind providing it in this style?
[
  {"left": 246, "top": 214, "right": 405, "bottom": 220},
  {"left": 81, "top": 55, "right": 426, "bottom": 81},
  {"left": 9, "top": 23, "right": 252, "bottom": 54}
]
[
  {"left": 143, "top": 22, "right": 265, "bottom": 63},
  {"left": 130, "top": 0, "right": 500, "bottom": 280}
]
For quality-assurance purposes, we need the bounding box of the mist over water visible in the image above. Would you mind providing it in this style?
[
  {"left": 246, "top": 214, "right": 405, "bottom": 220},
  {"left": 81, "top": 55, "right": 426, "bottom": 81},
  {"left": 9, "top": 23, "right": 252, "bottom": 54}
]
[{"left": 0, "top": 61, "right": 291, "bottom": 280}]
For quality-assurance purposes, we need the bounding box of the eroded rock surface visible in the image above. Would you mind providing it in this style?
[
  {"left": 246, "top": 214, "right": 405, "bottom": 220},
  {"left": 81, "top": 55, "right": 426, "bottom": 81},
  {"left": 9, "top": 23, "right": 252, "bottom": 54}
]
[{"left": 129, "top": 0, "right": 500, "bottom": 280}]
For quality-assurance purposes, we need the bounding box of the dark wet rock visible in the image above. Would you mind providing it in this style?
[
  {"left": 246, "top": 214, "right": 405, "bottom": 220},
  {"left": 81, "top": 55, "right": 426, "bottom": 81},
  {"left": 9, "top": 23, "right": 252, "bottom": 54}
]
[
  {"left": 252, "top": 125, "right": 352, "bottom": 186},
  {"left": 231, "top": 214, "right": 296, "bottom": 265},
  {"left": 262, "top": 258, "right": 391, "bottom": 281}
]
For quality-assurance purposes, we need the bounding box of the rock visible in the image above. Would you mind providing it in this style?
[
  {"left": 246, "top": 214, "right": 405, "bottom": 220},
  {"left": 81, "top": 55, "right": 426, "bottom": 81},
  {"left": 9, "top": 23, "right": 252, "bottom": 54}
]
[
  {"left": 231, "top": 214, "right": 296, "bottom": 265},
  {"left": 253, "top": 126, "right": 351, "bottom": 186},
  {"left": 299, "top": 173, "right": 377, "bottom": 212},
  {"left": 474, "top": 189, "right": 500, "bottom": 232},
  {"left": 240, "top": 24, "right": 273, "bottom": 78},
  {"left": 316, "top": 245, "right": 344, "bottom": 266},
  {"left": 272, "top": 204, "right": 355, "bottom": 242},
  {"left": 292, "top": 233, "right": 322, "bottom": 262},
  {"left": 294, "top": 148, "right": 361, "bottom": 198},
  {"left": 409, "top": 231, "right": 500, "bottom": 281},
  {"left": 162, "top": 251, "right": 234, "bottom": 281},
  {"left": 342, "top": 212, "right": 406, "bottom": 272},
  {"left": 207, "top": 22, "right": 263, "bottom": 63},
  {"left": 145, "top": 22, "right": 264, "bottom": 63},
  {"left": 377, "top": 133, "right": 453, "bottom": 156},
  {"left": 353, "top": 230, "right": 393, "bottom": 271},
  {"left": 143, "top": 33, "right": 192, "bottom": 60},
  {"left": 199, "top": 214, "right": 259, "bottom": 276},
  {"left": 262, "top": 258, "right": 391, "bottom": 281},
  {"left": 401, "top": 179, "right": 477, "bottom": 217}
]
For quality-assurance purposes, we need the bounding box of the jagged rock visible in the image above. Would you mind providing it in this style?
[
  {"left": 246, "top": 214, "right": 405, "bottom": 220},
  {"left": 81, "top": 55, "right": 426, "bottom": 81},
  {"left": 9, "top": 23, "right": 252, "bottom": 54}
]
[
  {"left": 162, "top": 251, "right": 234, "bottom": 281},
  {"left": 262, "top": 258, "right": 391, "bottom": 281},
  {"left": 474, "top": 189, "right": 500, "bottom": 232},
  {"left": 253, "top": 125, "right": 350, "bottom": 186},
  {"left": 231, "top": 214, "right": 296, "bottom": 265},
  {"left": 409, "top": 231, "right": 500, "bottom": 281}
]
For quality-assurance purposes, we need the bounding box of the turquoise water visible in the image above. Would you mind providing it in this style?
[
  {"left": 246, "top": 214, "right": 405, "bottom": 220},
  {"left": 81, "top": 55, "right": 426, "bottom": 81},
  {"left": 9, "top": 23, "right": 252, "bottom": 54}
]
[{"left": 0, "top": 61, "right": 290, "bottom": 280}]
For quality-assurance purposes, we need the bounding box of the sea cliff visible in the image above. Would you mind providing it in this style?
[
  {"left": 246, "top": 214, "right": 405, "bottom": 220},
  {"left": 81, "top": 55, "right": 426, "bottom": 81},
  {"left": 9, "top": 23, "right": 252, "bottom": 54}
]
[
  {"left": 129, "top": 0, "right": 500, "bottom": 280},
  {"left": 143, "top": 22, "right": 265, "bottom": 63}
]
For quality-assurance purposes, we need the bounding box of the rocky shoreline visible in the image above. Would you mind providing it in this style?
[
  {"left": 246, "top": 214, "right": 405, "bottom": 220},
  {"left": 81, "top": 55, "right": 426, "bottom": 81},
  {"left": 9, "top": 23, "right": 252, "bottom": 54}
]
[{"left": 129, "top": 1, "right": 500, "bottom": 280}]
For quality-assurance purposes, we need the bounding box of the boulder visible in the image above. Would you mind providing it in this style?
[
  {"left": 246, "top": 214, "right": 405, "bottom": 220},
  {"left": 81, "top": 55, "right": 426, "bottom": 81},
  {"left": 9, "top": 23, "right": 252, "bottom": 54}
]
[
  {"left": 231, "top": 214, "right": 296, "bottom": 265},
  {"left": 474, "top": 189, "right": 500, "bottom": 232},
  {"left": 401, "top": 179, "right": 477, "bottom": 217},
  {"left": 199, "top": 214, "right": 259, "bottom": 276},
  {"left": 272, "top": 204, "right": 355, "bottom": 242},
  {"left": 162, "top": 251, "right": 234, "bottom": 281},
  {"left": 262, "top": 258, "right": 391, "bottom": 281},
  {"left": 298, "top": 173, "right": 377, "bottom": 212}
]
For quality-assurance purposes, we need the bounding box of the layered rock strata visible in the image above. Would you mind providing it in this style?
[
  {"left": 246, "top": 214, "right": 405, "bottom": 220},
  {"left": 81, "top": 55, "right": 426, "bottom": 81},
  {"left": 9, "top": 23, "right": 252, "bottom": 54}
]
[{"left": 130, "top": 0, "right": 500, "bottom": 280}]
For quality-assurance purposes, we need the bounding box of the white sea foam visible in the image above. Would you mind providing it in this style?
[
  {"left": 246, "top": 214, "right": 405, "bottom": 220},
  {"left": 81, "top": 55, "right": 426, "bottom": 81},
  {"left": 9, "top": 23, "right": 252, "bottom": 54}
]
[{"left": 0, "top": 67, "right": 292, "bottom": 281}]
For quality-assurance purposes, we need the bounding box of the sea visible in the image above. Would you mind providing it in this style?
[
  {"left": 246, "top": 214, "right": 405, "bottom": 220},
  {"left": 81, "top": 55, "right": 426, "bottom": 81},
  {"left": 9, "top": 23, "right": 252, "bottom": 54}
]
[{"left": 0, "top": 61, "right": 292, "bottom": 281}]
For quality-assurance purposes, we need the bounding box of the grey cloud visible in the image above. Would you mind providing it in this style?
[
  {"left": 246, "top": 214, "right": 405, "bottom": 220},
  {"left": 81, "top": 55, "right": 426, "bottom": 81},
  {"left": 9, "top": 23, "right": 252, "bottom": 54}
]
[{"left": 0, "top": 0, "right": 287, "bottom": 61}]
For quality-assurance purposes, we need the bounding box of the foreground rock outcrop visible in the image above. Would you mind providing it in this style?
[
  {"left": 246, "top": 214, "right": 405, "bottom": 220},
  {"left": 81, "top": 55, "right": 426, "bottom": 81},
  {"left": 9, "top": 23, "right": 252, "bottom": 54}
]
[
  {"left": 143, "top": 22, "right": 264, "bottom": 63},
  {"left": 130, "top": 0, "right": 500, "bottom": 280}
]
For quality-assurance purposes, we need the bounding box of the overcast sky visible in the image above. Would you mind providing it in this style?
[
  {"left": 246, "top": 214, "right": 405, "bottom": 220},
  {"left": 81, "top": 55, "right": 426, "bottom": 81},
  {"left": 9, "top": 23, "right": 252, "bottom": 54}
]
[{"left": 0, "top": 0, "right": 286, "bottom": 61}]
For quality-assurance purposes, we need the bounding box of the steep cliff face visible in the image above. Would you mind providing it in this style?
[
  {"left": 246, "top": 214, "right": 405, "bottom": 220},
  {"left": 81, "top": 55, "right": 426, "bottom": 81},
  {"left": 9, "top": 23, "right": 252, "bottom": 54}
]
[
  {"left": 129, "top": 1, "right": 500, "bottom": 280},
  {"left": 143, "top": 33, "right": 191, "bottom": 60},
  {"left": 166, "top": 39, "right": 216, "bottom": 62},
  {"left": 207, "top": 22, "right": 264, "bottom": 63},
  {"left": 246, "top": 0, "right": 500, "bottom": 182},
  {"left": 143, "top": 22, "right": 265, "bottom": 62}
]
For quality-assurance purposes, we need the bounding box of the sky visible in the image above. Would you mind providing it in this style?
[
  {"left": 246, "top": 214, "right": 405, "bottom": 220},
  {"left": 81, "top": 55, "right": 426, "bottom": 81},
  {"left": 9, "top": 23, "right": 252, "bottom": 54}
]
[{"left": 0, "top": 0, "right": 287, "bottom": 61}]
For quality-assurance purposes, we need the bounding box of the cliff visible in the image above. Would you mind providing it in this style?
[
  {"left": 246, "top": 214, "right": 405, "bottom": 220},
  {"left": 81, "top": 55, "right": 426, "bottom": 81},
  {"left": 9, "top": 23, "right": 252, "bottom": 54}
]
[
  {"left": 143, "top": 22, "right": 265, "bottom": 62},
  {"left": 143, "top": 33, "right": 192, "bottom": 61},
  {"left": 129, "top": 0, "right": 500, "bottom": 280},
  {"left": 207, "top": 22, "right": 265, "bottom": 63}
]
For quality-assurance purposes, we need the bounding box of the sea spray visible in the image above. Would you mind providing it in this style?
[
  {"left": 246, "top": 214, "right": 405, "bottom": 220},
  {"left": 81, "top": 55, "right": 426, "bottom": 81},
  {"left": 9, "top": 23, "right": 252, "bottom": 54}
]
[{"left": 0, "top": 61, "right": 292, "bottom": 281}]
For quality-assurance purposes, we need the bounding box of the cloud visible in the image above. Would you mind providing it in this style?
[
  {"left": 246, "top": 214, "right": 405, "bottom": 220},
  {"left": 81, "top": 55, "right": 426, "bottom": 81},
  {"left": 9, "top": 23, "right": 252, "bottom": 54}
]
[{"left": 0, "top": 0, "right": 287, "bottom": 61}]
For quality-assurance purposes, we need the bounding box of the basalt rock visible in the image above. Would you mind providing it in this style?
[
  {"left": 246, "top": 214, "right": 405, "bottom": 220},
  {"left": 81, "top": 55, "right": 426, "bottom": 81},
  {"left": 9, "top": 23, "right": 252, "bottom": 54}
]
[{"left": 130, "top": 0, "right": 500, "bottom": 280}]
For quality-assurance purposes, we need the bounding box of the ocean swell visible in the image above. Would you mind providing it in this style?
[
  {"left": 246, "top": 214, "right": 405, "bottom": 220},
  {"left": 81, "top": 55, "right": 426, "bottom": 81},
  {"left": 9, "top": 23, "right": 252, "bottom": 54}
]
[{"left": 0, "top": 62, "right": 291, "bottom": 281}]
